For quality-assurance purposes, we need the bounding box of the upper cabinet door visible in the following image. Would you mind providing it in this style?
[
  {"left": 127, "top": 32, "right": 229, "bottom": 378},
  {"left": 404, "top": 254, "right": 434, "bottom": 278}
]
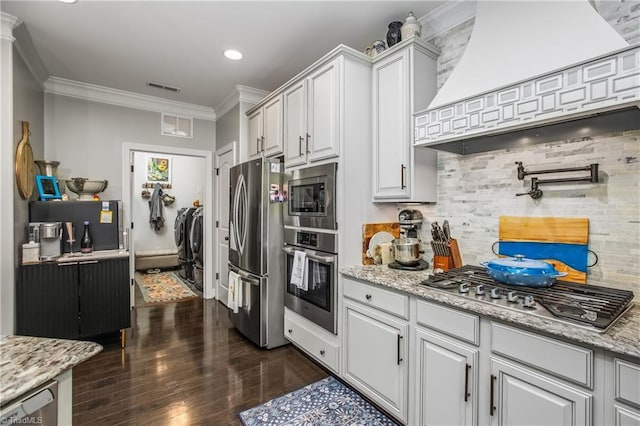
[
  {"left": 262, "top": 95, "right": 284, "bottom": 158},
  {"left": 307, "top": 59, "right": 340, "bottom": 163},
  {"left": 373, "top": 49, "right": 411, "bottom": 199},
  {"left": 283, "top": 80, "right": 307, "bottom": 167},
  {"left": 248, "top": 109, "right": 263, "bottom": 160}
]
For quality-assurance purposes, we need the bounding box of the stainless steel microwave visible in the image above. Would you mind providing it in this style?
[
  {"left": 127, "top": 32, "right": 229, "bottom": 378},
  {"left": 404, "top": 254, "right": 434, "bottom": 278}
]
[{"left": 283, "top": 163, "right": 337, "bottom": 230}]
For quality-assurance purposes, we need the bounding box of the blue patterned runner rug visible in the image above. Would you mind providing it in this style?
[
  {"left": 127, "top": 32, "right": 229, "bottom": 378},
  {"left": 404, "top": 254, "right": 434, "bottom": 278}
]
[{"left": 238, "top": 376, "right": 398, "bottom": 425}]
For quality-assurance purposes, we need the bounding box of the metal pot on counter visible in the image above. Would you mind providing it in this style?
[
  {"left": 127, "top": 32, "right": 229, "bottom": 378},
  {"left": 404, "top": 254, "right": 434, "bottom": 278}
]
[{"left": 392, "top": 238, "right": 422, "bottom": 265}]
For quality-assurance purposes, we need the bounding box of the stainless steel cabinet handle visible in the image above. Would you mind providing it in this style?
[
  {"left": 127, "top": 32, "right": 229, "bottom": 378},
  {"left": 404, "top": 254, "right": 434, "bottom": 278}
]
[
  {"left": 256, "top": 137, "right": 261, "bottom": 154},
  {"left": 79, "top": 260, "right": 99, "bottom": 265},
  {"left": 464, "top": 364, "right": 471, "bottom": 402},
  {"left": 299, "top": 136, "right": 304, "bottom": 156},
  {"left": 306, "top": 133, "right": 310, "bottom": 154},
  {"left": 401, "top": 164, "right": 406, "bottom": 189},
  {"left": 261, "top": 136, "right": 265, "bottom": 152},
  {"left": 58, "top": 262, "right": 78, "bottom": 267},
  {"left": 397, "top": 334, "right": 403, "bottom": 365},
  {"left": 490, "top": 374, "right": 496, "bottom": 416}
]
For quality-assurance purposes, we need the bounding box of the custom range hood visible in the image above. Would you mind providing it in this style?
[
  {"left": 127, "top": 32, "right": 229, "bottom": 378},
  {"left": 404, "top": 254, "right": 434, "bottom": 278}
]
[{"left": 414, "top": 0, "right": 640, "bottom": 155}]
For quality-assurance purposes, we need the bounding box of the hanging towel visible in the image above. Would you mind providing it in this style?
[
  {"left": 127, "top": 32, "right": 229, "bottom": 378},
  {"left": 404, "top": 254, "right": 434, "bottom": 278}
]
[
  {"left": 228, "top": 270, "right": 241, "bottom": 313},
  {"left": 290, "top": 250, "right": 308, "bottom": 291},
  {"left": 148, "top": 183, "right": 165, "bottom": 231}
]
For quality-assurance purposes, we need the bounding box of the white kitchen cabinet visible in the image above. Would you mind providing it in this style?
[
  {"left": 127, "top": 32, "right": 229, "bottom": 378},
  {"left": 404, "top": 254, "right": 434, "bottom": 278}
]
[
  {"left": 284, "top": 307, "right": 340, "bottom": 374},
  {"left": 416, "top": 327, "right": 478, "bottom": 426},
  {"left": 372, "top": 37, "right": 439, "bottom": 202},
  {"left": 284, "top": 59, "right": 340, "bottom": 168},
  {"left": 490, "top": 356, "right": 592, "bottom": 426},
  {"left": 248, "top": 95, "right": 283, "bottom": 160},
  {"left": 604, "top": 355, "right": 640, "bottom": 426},
  {"left": 343, "top": 299, "right": 409, "bottom": 423}
]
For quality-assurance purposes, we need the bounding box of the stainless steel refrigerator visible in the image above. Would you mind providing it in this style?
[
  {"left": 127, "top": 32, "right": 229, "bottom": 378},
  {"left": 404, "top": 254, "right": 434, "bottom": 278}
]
[{"left": 228, "top": 158, "right": 287, "bottom": 349}]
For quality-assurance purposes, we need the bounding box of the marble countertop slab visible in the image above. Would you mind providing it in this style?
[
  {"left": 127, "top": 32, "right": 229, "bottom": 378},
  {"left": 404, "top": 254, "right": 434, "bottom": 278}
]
[
  {"left": 340, "top": 265, "right": 640, "bottom": 359},
  {"left": 0, "top": 335, "right": 102, "bottom": 405}
]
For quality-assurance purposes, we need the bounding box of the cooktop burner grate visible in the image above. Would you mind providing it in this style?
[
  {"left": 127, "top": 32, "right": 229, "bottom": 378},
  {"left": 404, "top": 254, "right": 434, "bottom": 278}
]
[{"left": 422, "top": 265, "right": 634, "bottom": 331}]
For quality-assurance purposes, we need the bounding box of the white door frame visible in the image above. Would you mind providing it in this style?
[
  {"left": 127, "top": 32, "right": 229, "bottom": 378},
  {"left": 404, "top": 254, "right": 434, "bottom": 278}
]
[
  {"left": 214, "top": 141, "right": 237, "bottom": 301},
  {"left": 122, "top": 142, "right": 214, "bottom": 302}
]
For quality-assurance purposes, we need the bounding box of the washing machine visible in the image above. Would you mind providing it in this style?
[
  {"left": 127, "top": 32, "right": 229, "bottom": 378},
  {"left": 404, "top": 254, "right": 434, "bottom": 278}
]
[
  {"left": 174, "top": 207, "right": 196, "bottom": 281},
  {"left": 190, "top": 206, "right": 204, "bottom": 291}
]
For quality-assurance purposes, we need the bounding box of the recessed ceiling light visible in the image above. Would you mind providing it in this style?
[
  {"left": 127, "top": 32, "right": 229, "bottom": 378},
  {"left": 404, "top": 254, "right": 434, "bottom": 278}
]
[
  {"left": 58, "top": 0, "right": 78, "bottom": 3},
  {"left": 223, "top": 50, "right": 243, "bottom": 60}
]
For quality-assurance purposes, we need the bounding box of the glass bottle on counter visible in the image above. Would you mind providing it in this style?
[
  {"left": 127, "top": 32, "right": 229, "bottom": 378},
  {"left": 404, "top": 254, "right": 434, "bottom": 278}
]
[{"left": 80, "top": 221, "right": 93, "bottom": 253}]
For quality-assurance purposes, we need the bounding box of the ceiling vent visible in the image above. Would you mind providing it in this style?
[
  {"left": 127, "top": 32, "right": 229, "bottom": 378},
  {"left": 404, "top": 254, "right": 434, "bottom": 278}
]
[{"left": 147, "top": 81, "right": 181, "bottom": 93}]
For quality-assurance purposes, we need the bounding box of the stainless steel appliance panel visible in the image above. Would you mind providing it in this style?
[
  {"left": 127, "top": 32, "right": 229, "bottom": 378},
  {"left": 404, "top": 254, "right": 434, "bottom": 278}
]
[
  {"left": 0, "top": 380, "right": 57, "bottom": 425},
  {"left": 228, "top": 264, "right": 266, "bottom": 347},
  {"left": 283, "top": 163, "right": 337, "bottom": 230}
]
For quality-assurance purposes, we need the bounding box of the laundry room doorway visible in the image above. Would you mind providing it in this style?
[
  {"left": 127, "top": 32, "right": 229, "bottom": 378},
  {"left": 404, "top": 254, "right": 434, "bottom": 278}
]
[{"left": 122, "top": 143, "right": 213, "bottom": 307}]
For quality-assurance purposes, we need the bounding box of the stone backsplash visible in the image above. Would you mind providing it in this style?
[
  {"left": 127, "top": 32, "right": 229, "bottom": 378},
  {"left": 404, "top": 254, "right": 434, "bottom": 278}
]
[{"left": 411, "top": 130, "right": 640, "bottom": 296}]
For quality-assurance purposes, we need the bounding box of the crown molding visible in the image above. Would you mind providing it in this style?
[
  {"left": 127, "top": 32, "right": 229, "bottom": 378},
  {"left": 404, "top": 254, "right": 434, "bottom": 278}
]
[
  {"left": 13, "top": 24, "right": 49, "bottom": 89},
  {"left": 1, "top": 12, "right": 21, "bottom": 42},
  {"left": 419, "top": 0, "right": 476, "bottom": 41},
  {"left": 44, "top": 77, "right": 216, "bottom": 121},
  {"left": 215, "top": 85, "right": 268, "bottom": 118}
]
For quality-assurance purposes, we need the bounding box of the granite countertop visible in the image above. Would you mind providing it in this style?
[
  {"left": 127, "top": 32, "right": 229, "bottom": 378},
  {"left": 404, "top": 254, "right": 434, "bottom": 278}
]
[
  {"left": 341, "top": 265, "right": 640, "bottom": 359},
  {"left": 0, "top": 335, "right": 102, "bottom": 405}
]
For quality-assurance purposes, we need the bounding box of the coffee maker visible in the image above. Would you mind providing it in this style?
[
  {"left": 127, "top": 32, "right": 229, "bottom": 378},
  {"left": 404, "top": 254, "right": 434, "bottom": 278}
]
[
  {"left": 398, "top": 209, "right": 423, "bottom": 239},
  {"left": 29, "top": 222, "right": 62, "bottom": 261}
]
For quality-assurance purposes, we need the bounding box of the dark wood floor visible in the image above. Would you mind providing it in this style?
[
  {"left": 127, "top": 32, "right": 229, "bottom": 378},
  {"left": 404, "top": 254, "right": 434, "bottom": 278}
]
[{"left": 73, "top": 298, "right": 328, "bottom": 425}]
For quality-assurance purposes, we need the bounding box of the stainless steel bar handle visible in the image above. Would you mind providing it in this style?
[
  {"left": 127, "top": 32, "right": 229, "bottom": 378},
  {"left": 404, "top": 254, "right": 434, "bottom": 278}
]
[
  {"left": 401, "top": 164, "right": 406, "bottom": 189},
  {"left": 260, "top": 136, "right": 265, "bottom": 152},
  {"left": 299, "top": 136, "right": 304, "bottom": 156},
  {"left": 305, "top": 251, "right": 335, "bottom": 264},
  {"left": 397, "top": 334, "right": 403, "bottom": 365},
  {"left": 306, "top": 133, "right": 310, "bottom": 154},
  {"left": 79, "top": 260, "right": 99, "bottom": 265},
  {"left": 282, "top": 246, "right": 295, "bottom": 254},
  {"left": 256, "top": 137, "right": 260, "bottom": 154},
  {"left": 58, "top": 262, "right": 78, "bottom": 267}
]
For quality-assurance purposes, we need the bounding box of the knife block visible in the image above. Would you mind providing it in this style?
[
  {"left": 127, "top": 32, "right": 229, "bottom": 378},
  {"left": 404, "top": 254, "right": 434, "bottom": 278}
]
[
  {"left": 433, "top": 255, "right": 450, "bottom": 271},
  {"left": 448, "top": 238, "right": 463, "bottom": 268}
]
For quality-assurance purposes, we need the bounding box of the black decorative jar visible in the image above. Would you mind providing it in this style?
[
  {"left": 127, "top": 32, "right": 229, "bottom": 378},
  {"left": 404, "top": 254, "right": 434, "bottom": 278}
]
[{"left": 386, "top": 21, "right": 403, "bottom": 47}]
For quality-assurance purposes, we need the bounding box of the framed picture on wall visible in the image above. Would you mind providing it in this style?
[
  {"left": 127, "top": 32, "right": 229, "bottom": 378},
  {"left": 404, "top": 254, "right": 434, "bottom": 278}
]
[{"left": 146, "top": 156, "right": 171, "bottom": 184}]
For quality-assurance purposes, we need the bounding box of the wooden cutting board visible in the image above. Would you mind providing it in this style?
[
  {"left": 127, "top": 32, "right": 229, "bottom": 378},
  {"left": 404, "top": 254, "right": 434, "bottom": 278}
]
[
  {"left": 498, "top": 216, "right": 590, "bottom": 283},
  {"left": 362, "top": 222, "right": 400, "bottom": 265}
]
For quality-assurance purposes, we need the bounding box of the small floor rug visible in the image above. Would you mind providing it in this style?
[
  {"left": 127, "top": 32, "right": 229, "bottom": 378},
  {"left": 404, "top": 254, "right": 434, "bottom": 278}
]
[
  {"left": 134, "top": 271, "right": 198, "bottom": 305},
  {"left": 238, "top": 376, "right": 397, "bottom": 426}
]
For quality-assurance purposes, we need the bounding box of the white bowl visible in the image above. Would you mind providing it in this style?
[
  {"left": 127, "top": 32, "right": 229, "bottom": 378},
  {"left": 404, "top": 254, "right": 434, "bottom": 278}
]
[{"left": 65, "top": 178, "right": 108, "bottom": 200}]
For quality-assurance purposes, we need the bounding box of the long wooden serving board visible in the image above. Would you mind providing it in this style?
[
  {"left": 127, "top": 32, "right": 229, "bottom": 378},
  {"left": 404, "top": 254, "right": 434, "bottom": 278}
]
[{"left": 498, "top": 216, "right": 589, "bottom": 283}]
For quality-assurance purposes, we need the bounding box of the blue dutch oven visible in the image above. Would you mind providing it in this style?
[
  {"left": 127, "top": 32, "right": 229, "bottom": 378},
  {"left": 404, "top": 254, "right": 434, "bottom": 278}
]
[{"left": 480, "top": 254, "right": 568, "bottom": 287}]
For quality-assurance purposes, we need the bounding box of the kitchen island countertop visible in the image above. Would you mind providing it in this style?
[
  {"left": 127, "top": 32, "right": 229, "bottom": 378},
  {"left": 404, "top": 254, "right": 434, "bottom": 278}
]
[
  {"left": 340, "top": 265, "right": 640, "bottom": 359},
  {"left": 0, "top": 335, "right": 102, "bottom": 405}
]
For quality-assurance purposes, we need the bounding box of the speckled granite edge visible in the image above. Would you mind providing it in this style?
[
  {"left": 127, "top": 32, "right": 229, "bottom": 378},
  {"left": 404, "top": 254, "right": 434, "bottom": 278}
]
[
  {"left": 341, "top": 265, "right": 640, "bottom": 359},
  {"left": 0, "top": 335, "right": 103, "bottom": 405}
]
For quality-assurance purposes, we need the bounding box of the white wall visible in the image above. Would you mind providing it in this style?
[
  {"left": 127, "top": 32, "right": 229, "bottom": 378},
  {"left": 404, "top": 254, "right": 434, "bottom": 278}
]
[
  {"left": 44, "top": 94, "right": 215, "bottom": 200},
  {"left": 132, "top": 151, "right": 205, "bottom": 253}
]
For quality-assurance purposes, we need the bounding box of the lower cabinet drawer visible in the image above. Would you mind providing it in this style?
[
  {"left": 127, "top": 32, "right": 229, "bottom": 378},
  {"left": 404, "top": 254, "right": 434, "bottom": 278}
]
[
  {"left": 615, "top": 358, "right": 640, "bottom": 408},
  {"left": 491, "top": 322, "right": 593, "bottom": 388},
  {"left": 416, "top": 299, "right": 479, "bottom": 345},
  {"left": 343, "top": 277, "right": 409, "bottom": 319},
  {"left": 284, "top": 312, "right": 339, "bottom": 373}
]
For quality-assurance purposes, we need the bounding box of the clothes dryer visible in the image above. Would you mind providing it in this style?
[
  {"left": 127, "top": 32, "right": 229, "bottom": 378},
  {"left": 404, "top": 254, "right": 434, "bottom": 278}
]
[
  {"left": 174, "top": 207, "right": 196, "bottom": 280},
  {"left": 190, "top": 206, "right": 204, "bottom": 291}
]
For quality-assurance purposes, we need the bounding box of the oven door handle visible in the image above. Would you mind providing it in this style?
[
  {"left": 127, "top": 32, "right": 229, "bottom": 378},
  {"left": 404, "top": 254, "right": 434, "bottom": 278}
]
[{"left": 282, "top": 246, "right": 335, "bottom": 264}]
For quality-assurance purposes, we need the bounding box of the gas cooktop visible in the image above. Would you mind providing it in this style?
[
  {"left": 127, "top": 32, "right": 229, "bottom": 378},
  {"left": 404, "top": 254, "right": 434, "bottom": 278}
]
[{"left": 421, "top": 265, "right": 634, "bottom": 333}]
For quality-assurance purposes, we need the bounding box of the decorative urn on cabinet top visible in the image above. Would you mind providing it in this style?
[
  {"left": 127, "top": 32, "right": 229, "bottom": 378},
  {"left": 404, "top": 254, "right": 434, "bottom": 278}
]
[
  {"left": 386, "top": 21, "right": 403, "bottom": 47},
  {"left": 401, "top": 12, "right": 421, "bottom": 39}
]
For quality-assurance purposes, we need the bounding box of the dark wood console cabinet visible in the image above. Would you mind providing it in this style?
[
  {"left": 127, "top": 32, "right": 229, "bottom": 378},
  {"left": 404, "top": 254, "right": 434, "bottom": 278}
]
[{"left": 17, "top": 257, "right": 131, "bottom": 340}]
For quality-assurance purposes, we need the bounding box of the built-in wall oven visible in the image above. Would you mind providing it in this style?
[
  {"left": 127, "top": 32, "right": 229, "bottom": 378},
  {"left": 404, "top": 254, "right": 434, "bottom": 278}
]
[
  {"left": 283, "top": 163, "right": 337, "bottom": 230},
  {"left": 283, "top": 228, "right": 338, "bottom": 334}
]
